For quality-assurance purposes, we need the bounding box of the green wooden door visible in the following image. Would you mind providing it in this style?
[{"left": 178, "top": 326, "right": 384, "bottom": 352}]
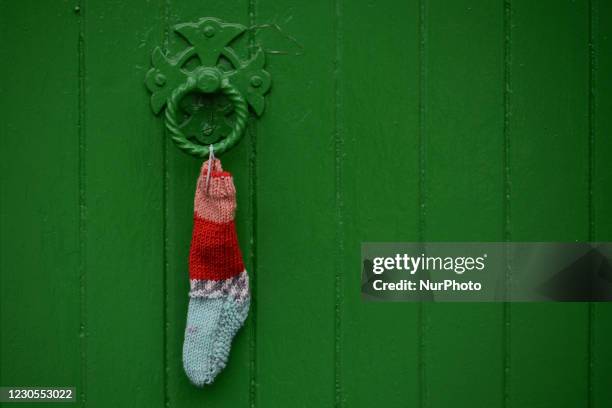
[{"left": 1, "top": 1, "right": 611, "bottom": 407}]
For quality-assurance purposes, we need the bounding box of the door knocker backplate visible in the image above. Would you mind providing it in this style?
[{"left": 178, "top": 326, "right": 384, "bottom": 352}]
[{"left": 145, "top": 17, "right": 272, "bottom": 157}]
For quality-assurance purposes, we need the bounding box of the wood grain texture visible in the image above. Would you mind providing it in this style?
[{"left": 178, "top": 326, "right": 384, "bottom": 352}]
[
  {"left": 83, "top": 1, "right": 165, "bottom": 407},
  {"left": 0, "top": 2, "right": 81, "bottom": 407},
  {"left": 592, "top": 1, "right": 612, "bottom": 407},
  {"left": 340, "top": 1, "right": 420, "bottom": 407},
  {"left": 423, "top": 1, "right": 505, "bottom": 407},
  {"left": 254, "top": 0, "right": 336, "bottom": 406},
  {"left": 508, "top": 1, "right": 590, "bottom": 407}
]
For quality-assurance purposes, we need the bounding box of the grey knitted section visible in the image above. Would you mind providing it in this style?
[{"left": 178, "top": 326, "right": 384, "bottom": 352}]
[
  {"left": 183, "top": 295, "right": 250, "bottom": 386},
  {"left": 189, "top": 270, "right": 249, "bottom": 302}
]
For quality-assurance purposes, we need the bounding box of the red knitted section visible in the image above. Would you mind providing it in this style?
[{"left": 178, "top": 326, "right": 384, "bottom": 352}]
[
  {"left": 209, "top": 170, "right": 231, "bottom": 177},
  {"left": 189, "top": 217, "right": 244, "bottom": 281}
]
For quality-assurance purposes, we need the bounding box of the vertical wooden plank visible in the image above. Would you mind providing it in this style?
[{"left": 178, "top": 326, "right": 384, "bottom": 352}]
[
  {"left": 164, "top": 2, "right": 252, "bottom": 407},
  {"left": 423, "top": 1, "right": 505, "bottom": 407},
  {"left": 254, "top": 1, "right": 336, "bottom": 406},
  {"left": 0, "top": 1, "right": 82, "bottom": 404},
  {"left": 592, "top": 0, "right": 612, "bottom": 406},
  {"left": 340, "top": 1, "right": 421, "bottom": 407},
  {"left": 84, "top": 0, "right": 165, "bottom": 406},
  {"left": 508, "top": 1, "right": 590, "bottom": 407}
]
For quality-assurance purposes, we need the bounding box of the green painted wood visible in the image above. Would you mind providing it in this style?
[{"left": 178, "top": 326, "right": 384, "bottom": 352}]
[
  {"left": 82, "top": 1, "right": 165, "bottom": 407},
  {"left": 164, "top": 2, "right": 253, "bottom": 407},
  {"left": 254, "top": 1, "right": 336, "bottom": 406},
  {"left": 423, "top": 1, "right": 505, "bottom": 407},
  {"left": 1, "top": 1, "right": 611, "bottom": 407},
  {"left": 592, "top": 1, "right": 612, "bottom": 407},
  {"left": 340, "top": 1, "right": 420, "bottom": 407},
  {"left": 0, "top": 2, "right": 82, "bottom": 407},
  {"left": 508, "top": 1, "right": 590, "bottom": 407}
]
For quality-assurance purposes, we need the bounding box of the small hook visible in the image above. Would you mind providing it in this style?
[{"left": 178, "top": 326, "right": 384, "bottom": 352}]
[{"left": 205, "top": 144, "right": 215, "bottom": 193}]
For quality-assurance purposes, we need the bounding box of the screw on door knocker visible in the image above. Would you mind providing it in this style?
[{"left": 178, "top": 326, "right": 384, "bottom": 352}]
[{"left": 145, "top": 17, "right": 271, "bottom": 157}]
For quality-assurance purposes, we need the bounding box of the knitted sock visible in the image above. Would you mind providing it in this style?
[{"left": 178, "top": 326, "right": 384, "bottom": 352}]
[{"left": 182, "top": 158, "right": 250, "bottom": 387}]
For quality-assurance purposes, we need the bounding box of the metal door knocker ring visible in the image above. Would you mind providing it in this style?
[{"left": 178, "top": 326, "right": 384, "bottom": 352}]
[
  {"left": 145, "top": 17, "right": 272, "bottom": 158},
  {"left": 165, "top": 68, "right": 248, "bottom": 157}
]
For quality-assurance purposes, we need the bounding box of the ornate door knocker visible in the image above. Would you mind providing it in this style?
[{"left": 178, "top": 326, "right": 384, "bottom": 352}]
[{"left": 145, "top": 17, "right": 272, "bottom": 156}]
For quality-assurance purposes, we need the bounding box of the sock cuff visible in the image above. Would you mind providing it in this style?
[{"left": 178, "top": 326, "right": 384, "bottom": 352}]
[
  {"left": 194, "top": 160, "right": 237, "bottom": 222},
  {"left": 195, "top": 173, "right": 235, "bottom": 199},
  {"left": 198, "top": 159, "right": 234, "bottom": 196}
]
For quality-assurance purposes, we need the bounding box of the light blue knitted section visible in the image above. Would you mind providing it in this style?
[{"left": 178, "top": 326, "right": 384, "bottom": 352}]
[{"left": 183, "top": 295, "right": 250, "bottom": 386}]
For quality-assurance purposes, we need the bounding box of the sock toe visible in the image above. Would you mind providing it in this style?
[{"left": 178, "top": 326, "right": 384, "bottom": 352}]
[
  {"left": 182, "top": 296, "right": 250, "bottom": 386},
  {"left": 209, "top": 297, "right": 250, "bottom": 372}
]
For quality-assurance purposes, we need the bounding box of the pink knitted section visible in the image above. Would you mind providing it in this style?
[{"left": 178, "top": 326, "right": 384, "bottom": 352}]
[{"left": 193, "top": 159, "right": 236, "bottom": 223}]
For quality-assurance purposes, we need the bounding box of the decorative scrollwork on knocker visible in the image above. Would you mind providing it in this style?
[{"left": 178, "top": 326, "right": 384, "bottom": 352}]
[{"left": 145, "top": 17, "right": 271, "bottom": 157}]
